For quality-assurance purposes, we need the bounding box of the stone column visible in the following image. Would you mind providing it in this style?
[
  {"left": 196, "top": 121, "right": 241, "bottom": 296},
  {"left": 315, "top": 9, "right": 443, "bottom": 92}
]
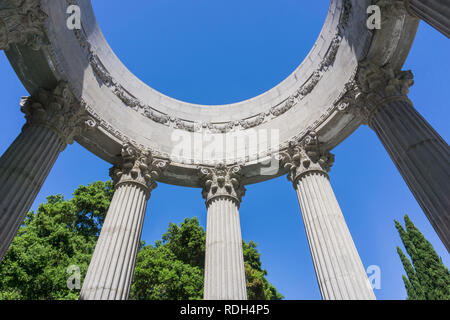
[
  {"left": 0, "top": 82, "right": 90, "bottom": 261},
  {"left": 358, "top": 63, "right": 450, "bottom": 252},
  {"left": 0, "top": 0, "right": 48, "bottom": 51},
  {"left": 79, "top": 144, "right": 168, "bottom": 300},
  {"left": 404, "top": 0, "right": 450, "bottom": 37},
  {"left": 280, "top": 133, "right": 376, "bottom": 300},
  {"left": 199, "top": 164, "right": 247, "bottom": 300}
]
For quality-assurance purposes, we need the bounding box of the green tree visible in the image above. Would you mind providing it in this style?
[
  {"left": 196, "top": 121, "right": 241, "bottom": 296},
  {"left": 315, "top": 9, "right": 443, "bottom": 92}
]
[
  {"left": 0, "top": 181, "right": 114, "bottom": 300},
  {"left": 243, "top": 241, "right": 284, "bottom": 300},
  {"left": 130, "top": 217, "right": 283, "bottom": 300},
  {"left": 162, "top": 217, "right": 206, "bottom": 268},
  {"left": 395, "top": 215, "right": 450, "bottom": 300},
  {"left": 0, "top": 182, "right": 282, "bottom": 300},
  {"left": 131, "top": 244, "right": 204, "bottom": 300}
]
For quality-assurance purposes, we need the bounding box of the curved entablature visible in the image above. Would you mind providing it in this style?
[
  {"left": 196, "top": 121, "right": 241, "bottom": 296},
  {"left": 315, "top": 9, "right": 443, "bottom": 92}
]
[{"left": 2, "top": 0, "right": 419, "bottom": 187}]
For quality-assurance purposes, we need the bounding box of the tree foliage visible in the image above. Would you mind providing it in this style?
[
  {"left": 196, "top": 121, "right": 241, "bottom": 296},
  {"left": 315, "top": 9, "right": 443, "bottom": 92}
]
[
  {"left": 242, "top": 241, "right": 283, "bottom": 300},
  {"left": 0, "top": 181, "right": 114, "bottom": 300},
  {"left": 0, "top": 181, "right": 282, "bottom": 300},
  {"left": 130, "top": 217, "right": 283, "bottom": 300},
  {"left": 395, "top": 215, "right": 450, "bottom": 300}
]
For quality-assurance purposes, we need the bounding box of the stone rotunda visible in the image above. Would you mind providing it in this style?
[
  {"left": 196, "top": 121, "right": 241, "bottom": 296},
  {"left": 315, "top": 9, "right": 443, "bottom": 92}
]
[{"left": 0, "top": 0, "right": 448, "bottom": 300}]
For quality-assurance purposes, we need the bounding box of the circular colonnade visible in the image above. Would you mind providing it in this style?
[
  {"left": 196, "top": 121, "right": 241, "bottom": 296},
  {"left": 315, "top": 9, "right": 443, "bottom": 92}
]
[{"left": 0, "top": 0, "right": 448, "bottom": 300}]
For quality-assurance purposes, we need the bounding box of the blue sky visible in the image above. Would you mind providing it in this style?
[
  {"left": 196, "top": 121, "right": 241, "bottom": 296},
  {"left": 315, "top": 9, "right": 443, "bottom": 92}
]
[{"left": 0, "top": 1, "right": 449, "bottom": 300}]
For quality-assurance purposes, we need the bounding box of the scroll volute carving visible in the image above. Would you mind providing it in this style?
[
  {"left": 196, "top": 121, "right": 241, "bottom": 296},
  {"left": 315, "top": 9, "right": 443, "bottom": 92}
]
[
  {"left": 20, "top": 82, "right": 96, "bottom": 146},
  {"left": 277, "top": 132, "right": 335, "bottom": 184},
  {"left": 111, "top": 143, "right": 169, "bottom": 195},
  {"left": 199, "top": 164, "right": 246, "bottom": 206},
  {"left": 0, "top": 0, "right": 48, "bottom": 51}
]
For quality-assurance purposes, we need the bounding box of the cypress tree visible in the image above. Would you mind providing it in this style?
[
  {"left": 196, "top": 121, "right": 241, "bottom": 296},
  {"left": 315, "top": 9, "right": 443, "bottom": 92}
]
[
  {"left": 395, "top": 215, "right": 450, "bottom": 300},
  {"left": 396, "top": 246, "right": 424, "bottom": 299}
]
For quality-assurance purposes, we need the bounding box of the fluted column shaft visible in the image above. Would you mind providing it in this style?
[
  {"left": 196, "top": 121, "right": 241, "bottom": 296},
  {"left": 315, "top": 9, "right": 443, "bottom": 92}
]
[
  {"left": 405, "top": 0, "right": 450, "bottom": 37},
  {"left": 358, "top": 64, "right": 450, "bottom": 252},
  {"left": 280, "top": 133, "right": 375, "bottom": 300},
  {"left": 200, "top": 164, "right": 247, "bottom": 300},
  {"left": 79, "top": 182, "right": 148, "bottom": 300},
  {"left": 0, "top": 125, "right": 65, "bottom": 260},
  {"left": 295, "top": 172, "right": 375, "bottom": 300},
  {"left": 204, "top": 197, "right": 247, "bottom": 300},
  {"left": 370, "top": 98, "right": 450, "bottom": 251},
  {"left": 80, "top": 143, "right": 168, "bottom": 300},
  {"left": 0, "top": 82, "right": 87, "bottom": 261}
]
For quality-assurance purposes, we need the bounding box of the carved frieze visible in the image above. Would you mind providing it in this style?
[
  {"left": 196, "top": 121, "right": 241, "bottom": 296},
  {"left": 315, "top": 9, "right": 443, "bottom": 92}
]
[
  {"left": 58, "top": 0, "right": 370, "bottom": 169},
  {"left": 0, "top": 0, "right": 48, "bottom": 51},
  {"left": 66, "top": 0, "right": 353, "bottom": 135}
]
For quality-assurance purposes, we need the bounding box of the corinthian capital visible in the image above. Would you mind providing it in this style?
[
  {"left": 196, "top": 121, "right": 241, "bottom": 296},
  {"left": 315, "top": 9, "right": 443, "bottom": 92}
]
[
  {"left": 110, "top": 143, "right": 169, "bottom": 196},
  {"left": 199, "top": 164, "right": 246, "bottom": 207},
  {"left": 358, "top": 62, "right": 414, "bottom": 99},
  {"left": 20, "top": 82, "right": 95, "bottom": 146},
  {"left": 357, "top": 62, "right": 414, "bottom": 123},
  {"left": 0, "top": 0, "right": 48, "bottom": 51},
  {"left": 278, "top": 132, "right": 335, "bottom": 184}
]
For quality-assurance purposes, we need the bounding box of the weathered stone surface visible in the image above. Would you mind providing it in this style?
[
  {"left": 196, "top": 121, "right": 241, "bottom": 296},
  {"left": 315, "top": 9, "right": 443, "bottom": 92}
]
[
  {"left": 0, "top": 82, "right": 90, "bottom": 261},
  {"left": 2, "top": 0, "right": 449, "bottom": 301},
  {"left": 281, "top": 137, "right": 376, "bottom": 300},
  {"left": 404, "top": 0, "right": 450, "bottom": 37},
  {"left": 278, "top": 132, "right": 335, "bottom": 185},
  {"left": 80, "top": 144, "right": 168, "bottom": 300},
  {"left": 21, "top": 82, "right": 95, "bottom": 145},
  {"left": 1, "top": 0, "right": 419, "bottom": 186},
  {"left": 199, "top": 164, "right": 246, "bottom": 207},
  {"left": 0, "top": 125, "right": 64, "bottom": 261},
  {"left": 110, "top": 143, "right": 169, "bottom": 199},
  {"left": 200, "top": 165, "right": 247, "bottom": 300},
  {"left": 294, "top": 171, "right": 376, "bottom": 300},
  {"left": 0, "top": 0, "right": 48, "bottom": 51},
  {"left": 79, "top": 181, "right": 148, "bottom": 300},
  {"left": 358, "top": 63, "right": 450, "bottom": 252}
]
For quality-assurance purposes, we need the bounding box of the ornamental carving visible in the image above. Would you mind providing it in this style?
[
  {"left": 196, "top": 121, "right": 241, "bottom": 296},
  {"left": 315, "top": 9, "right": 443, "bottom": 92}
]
[
  {"left": 357, "top": 62, "right": 414, "bottom": 123},
  {"left": 20, "top": 82, "right": 96, "bottom": 146},
  {"left": 358, "top": 62, "right": 414, "bottom": 98},
  {"left": 110, "top": 143, "right": 169, "bottom": 195},
  {"left": 57, "top": 0, "right": 373, "bottom": 171},
  {"left": 0, "top": 0, "right": 48, "bottom": 51},
  {"left": 199, "top": 164, "right": 246, "bottom": 206},
  {"left": 277, "top": 132, "right": 335, "bottom": 184},
  {"left": 334, "top": 79, "right": 369, "bottom": 123},
  {"left": 67, "top": 0, "right": 352, "bottom": 134}
]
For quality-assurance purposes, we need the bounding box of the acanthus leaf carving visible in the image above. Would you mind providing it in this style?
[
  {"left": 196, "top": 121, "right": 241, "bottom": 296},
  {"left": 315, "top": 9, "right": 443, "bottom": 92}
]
[
  {"left": 20, "top": 81, "right": 92, "bottom": 146},
  {"left": 199, "top": 163, "right": 246, "bottom": 206},
  {"left": 374, "top": 0, "right": 409, "bottom": 22},
  {"left": 0, "top": 0, "right": 48, "bottom": 51},
  {"left": 356, "top": 61, "right": 414, "bottom": 124},
  {"left": 278, "top": 132, "right": 335, "bottom": 184},
  {"left": 334, "top": 79, "right": 369, "bottom": 123},
  {"left": 110, "top": 142, "right": 170, "bottom": 196}
]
